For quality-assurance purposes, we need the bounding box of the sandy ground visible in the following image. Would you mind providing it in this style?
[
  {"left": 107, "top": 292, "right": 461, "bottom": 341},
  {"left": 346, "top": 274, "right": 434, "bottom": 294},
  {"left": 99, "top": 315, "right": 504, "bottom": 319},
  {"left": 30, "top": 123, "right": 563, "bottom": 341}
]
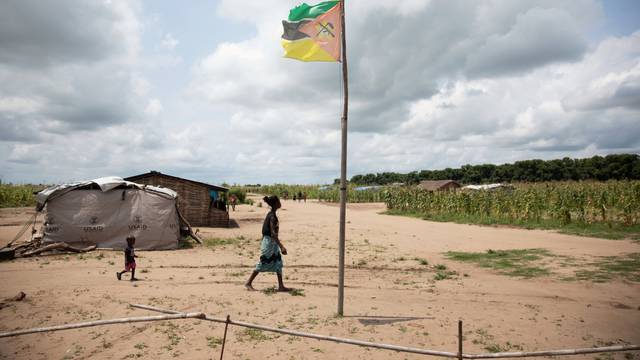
[{"left": 0, "top": 197, "right": 639, "bottom": 360}]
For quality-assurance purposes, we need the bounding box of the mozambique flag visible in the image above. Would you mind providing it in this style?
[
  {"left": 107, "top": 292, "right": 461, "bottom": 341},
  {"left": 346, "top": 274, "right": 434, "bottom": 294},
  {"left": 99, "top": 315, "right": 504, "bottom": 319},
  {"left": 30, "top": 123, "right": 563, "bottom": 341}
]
[{"left": 281, "top": 1, "right": 342, "bottom": 62}]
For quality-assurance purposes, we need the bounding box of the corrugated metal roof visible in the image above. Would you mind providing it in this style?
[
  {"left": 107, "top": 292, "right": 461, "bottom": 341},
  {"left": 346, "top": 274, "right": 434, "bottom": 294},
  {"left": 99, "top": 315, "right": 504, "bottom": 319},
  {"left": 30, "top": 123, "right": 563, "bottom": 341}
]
[
  {"left": 418, "top": 180, "right": 461, "bottom": 191},
  {"left": 124, "top": 171, "right": 229, "bottom": 192}
]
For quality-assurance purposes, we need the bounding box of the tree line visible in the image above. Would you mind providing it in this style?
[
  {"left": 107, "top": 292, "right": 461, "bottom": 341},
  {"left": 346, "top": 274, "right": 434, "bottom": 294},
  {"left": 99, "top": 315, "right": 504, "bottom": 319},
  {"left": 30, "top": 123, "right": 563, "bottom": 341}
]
[{"left": 348, "top": 154, "right": 640, "bottom": 185}]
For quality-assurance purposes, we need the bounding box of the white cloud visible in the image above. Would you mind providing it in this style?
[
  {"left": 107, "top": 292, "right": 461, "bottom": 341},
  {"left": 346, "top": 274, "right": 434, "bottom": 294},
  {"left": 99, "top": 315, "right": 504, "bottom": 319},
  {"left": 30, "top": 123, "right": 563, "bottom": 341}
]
[
  {"left": 161, "top": 33, "right": 179, "bottom": 50},
  {"left": 0, "top": 96, "right": 43, "bottom": 113},
  {"left": 130, "top": 74, "right": 150, "bottom": 97},
  {"left": 144, "top": 98, "right": 163, "bottom": 115},
  {"left": 1, "top": 0, "right": 638, "bottom": 184}
]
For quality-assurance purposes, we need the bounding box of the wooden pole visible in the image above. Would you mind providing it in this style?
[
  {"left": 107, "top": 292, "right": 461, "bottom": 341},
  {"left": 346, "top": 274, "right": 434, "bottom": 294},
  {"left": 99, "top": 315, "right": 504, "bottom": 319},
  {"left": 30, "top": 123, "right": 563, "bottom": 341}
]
[
  {"left": 458, "top": 320, "right": 463, "bottom": 360},
  {"left": 219, "top": 315, "right": 231, "bottom": 360},
  {"left": 337, "top": 0, "right": 349, "bottom": 318},
  {"left": 0, "top": 312, "right": 205, "bottom": 338}
]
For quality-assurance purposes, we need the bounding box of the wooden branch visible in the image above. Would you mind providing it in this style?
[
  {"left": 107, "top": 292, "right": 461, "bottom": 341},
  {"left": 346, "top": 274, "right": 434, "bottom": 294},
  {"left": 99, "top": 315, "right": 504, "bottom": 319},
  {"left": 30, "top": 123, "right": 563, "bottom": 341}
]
[
  {"left": 176, "top": 207, "right": 202, "bottom": 244},
  {"left": 0, "top": 312, "right": 205, "bottom": 338},
  {"left": 20, "top": 243, "right": 96, "bottom": 257}
]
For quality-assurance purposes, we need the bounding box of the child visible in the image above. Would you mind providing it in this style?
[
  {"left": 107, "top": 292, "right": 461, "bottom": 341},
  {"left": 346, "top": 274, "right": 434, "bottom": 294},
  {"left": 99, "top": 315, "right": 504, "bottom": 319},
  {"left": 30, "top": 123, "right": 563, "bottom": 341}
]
[
  {"left": 116, "top": 236, "right": 139, "bottom": 281},
  {"left": 245, "top": 195, "right": 290, "bottom": 291}
]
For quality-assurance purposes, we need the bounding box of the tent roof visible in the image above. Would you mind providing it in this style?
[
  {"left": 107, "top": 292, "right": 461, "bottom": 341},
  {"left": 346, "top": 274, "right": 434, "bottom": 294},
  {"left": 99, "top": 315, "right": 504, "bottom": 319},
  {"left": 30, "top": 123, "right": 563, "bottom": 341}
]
[
  {"left": 36, "top": 176, "right": 177, "bottom": 210},
  {"left": 462, "top": 183, "right": 514, "bottom": 191}
]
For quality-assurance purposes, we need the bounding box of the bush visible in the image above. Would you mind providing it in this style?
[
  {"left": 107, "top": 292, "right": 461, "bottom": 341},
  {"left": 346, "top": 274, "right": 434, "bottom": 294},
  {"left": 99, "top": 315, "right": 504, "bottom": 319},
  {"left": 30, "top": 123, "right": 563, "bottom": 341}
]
[{"left": 228, "top": 188, "right": 247, "bottom": 203}]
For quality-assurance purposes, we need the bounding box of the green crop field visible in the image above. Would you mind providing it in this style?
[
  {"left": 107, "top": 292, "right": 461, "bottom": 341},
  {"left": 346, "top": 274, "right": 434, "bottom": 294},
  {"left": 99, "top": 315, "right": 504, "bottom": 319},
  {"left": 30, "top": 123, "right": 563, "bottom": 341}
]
[
  {"left": 0, "top": 184, "right": 44, "bottom": 208},
  {"left": 383, "top": 181, "right": 640, "bottom": 239},
  {"left": 241, "top": 184, "right": 385, "bottom": 203}
]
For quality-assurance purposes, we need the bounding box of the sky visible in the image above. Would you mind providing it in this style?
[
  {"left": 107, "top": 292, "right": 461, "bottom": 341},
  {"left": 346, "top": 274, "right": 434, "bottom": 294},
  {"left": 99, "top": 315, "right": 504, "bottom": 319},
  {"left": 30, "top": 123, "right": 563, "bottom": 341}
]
[{"left": 0, "top": 0, "right": 639, "bottom": 185}]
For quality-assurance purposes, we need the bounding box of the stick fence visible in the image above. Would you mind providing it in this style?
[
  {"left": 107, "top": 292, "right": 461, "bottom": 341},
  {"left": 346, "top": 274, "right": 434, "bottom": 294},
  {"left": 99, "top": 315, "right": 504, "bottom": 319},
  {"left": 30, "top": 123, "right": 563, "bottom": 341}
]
[
  {"left": 0, "top": 312, "right": 205, "bottom": 338},
  {"left": 129, "top": 304, "right": 640, "bottom": 359},
  {"left": 1, "top": 303, "right": 638, "bottom": 360}
]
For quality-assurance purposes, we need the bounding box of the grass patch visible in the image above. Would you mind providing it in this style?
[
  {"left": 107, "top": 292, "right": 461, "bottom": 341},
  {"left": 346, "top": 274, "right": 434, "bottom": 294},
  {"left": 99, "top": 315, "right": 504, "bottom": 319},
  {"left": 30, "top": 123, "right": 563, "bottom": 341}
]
[
  {"left": 262, "top": 286, "right": 304, "bottom": 296},
  {"left": 434, "top": 270, "right": 458, "bottom": 281},
  {"left": 237, "top": 328, "right": 271, "bottom": 342},
  {"left": 385, "top": 210, "right": 640, "bottom": 240},
  {"left": 485, "top": 341, "right": 523, "bottom": 353},
  {"left": 262, "top": 287, "right": 278, "bottom": 295},
  {"left": 206, "top": 336, "right": 223, "bottom": 348},
  {"left": 414, "top": 257, "right": 429, "bottom": 266},
  {"left": 178, "top": 238, "right": 195, "bottom": 249},
  {"left": 575, "top": 253, "right": 640, "bottom": 282},
  {"left": 203, "top": 237, "right": 243, "bottom": 248},
  {"left": 445, "top": 249, "right": 552, "bottom": 278}
]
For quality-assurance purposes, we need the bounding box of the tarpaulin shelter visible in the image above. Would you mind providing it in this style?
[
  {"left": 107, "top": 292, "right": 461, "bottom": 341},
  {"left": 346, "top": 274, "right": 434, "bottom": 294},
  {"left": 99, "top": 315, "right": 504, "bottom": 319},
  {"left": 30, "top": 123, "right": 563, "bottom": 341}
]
[{"left": 36, "top": 176, "right": 184, "bottom": 250}]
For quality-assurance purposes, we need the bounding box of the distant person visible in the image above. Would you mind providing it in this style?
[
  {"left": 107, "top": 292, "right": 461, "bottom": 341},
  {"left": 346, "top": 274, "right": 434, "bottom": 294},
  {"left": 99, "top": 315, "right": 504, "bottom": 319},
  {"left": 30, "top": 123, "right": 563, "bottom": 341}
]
[
  {"left": 116, "top": 236, "right": 139, "bottom": 281},
  {"left": 297, "top": 191, "right": 302, "bottom": 202},
  {"left": 245, "top": 195, "right": 290, "bottom": 292},
  {"left": 209, "top": 190, "right": 218, "bottom": 209},
  {"left": 303, "top": 192, "right": 307, "bottom": 203},
  {"left": 218, "top": 197, "right": 227, "bottom": 211},
  {"left": 229, "top": 194, "right": 238, "bottom": 211},
  {"left": 283, "top": 191, "right": 289, "bottom": 201},
  {"left": 293, "top": 194, "right": 297, "bottom": 201}
]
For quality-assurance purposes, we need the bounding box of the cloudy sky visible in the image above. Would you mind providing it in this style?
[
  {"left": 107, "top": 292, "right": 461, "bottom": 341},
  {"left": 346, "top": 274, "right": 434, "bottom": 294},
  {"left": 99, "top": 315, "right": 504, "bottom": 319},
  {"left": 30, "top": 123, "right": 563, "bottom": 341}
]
[{"left": 1, "top": 0, "right": 639, "bottom": 185}]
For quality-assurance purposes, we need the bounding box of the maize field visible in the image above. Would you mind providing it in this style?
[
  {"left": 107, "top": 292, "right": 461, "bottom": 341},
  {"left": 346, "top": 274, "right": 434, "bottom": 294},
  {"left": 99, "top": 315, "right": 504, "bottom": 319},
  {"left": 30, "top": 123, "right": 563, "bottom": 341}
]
[
  {"left": 383, "top": 181, "right": 640, "bottom": 226},
  {"left": 0, "top": 184, "right": 43, "bottom": 208},
  {"left": 242, "top": 184, "right": 385, "bottom": 203}
]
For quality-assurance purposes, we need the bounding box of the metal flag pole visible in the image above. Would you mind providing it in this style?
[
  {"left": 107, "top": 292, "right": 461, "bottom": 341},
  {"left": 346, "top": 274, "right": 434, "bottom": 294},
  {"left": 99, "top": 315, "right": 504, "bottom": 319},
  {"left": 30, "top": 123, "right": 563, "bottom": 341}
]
[{"left": 337, "top": 0, "right": 349, "bottom": 316}]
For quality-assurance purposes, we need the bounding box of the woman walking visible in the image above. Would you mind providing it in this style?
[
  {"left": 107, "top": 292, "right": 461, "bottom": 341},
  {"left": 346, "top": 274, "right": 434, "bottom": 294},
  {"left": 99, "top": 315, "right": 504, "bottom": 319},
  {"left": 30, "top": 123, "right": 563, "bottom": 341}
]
[{"left": 245, "top": 195, "right": 290, "bottom": 291}]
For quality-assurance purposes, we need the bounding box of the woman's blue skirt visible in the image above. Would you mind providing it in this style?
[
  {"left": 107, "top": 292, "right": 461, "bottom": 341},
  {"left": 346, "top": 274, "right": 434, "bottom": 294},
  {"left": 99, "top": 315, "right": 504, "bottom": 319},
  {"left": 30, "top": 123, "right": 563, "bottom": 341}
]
[{"left": 255, "top": 235, "right": 283, "bottom": 273}]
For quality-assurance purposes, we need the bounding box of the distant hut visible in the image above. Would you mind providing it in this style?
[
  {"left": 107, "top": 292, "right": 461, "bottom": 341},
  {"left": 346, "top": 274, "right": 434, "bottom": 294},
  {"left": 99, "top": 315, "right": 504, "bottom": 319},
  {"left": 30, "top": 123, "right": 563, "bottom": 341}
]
[
  {"left": 125, "top": 171, "right": 229, "bottom": 227},
  {"left": 418, "top": 180, "right": 461, "bottom": 192}
]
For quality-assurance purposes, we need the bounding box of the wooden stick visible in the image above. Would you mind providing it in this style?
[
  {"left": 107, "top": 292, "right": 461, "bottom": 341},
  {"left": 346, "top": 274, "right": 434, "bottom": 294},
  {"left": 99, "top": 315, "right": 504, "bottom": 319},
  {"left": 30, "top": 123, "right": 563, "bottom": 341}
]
[
  {"left": 0, "top": 312, "right": 205, "bottom": 338},
  {"left": 130, "top": 304, "right": 459, "bottom": 357},
  {"left": 458, "top": 320, "right": 463, "bottom": 360},
  {"left": 20, "top": 242, "right": 96, "bottom": 257},
  {"left": 463, "top": 345, "right": 640, "bottom": 359},
  {"left": 219, "top": 315, "right": 231, "bottom": 360}
]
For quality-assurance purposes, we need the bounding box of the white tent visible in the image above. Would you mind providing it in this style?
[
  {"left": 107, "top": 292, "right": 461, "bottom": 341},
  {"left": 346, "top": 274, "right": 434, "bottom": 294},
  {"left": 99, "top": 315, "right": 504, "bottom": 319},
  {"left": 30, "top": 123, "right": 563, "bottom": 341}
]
[
  {"left": 37, "top": 177, "right": 182, "bottom": 250},
  {"left": 462, "top": 183, "right": 514, "bottom": 191}
]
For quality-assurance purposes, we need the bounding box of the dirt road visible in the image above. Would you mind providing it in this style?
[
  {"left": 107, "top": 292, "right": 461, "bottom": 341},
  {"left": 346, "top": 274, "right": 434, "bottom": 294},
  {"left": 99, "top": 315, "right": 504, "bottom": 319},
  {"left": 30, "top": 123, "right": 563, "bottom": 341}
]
[{"left": 1, "top": 199, "right": 638, "bottom": 359}]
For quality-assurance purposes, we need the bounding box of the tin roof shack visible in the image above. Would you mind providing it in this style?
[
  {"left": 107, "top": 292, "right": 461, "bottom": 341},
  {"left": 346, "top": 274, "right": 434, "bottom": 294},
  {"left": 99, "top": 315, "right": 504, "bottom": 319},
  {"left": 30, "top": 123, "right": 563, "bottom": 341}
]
[
  {"left": 418, "top": 180, "right": 461, "bottom": 192},
  {"left": 125, "top": 171, "right": 229, "bottom": 227}
]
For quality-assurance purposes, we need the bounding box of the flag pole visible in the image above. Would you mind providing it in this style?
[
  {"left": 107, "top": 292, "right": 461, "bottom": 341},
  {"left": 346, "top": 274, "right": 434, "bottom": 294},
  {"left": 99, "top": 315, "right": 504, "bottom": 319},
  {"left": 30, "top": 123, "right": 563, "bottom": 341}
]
[{"left": 337, "top": 0, "right": 349, "bottom": 316}]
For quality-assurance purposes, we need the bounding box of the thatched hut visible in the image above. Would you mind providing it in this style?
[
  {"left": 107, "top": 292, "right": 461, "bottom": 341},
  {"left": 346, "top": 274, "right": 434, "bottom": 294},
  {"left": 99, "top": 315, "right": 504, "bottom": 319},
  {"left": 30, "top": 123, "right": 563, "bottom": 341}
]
[
  {"left": 418, "top": 180, "right": 461, "bottom": 192},
  {"left": 125, "top": 171, "right": 229, "bottom": 227}
]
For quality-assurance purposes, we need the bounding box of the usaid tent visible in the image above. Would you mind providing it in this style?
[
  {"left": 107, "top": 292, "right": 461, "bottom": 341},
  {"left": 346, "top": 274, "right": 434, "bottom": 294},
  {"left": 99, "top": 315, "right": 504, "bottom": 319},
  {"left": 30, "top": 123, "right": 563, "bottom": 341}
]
[{"left": 36, "top": 177, "right": 181, "bottom": 250}]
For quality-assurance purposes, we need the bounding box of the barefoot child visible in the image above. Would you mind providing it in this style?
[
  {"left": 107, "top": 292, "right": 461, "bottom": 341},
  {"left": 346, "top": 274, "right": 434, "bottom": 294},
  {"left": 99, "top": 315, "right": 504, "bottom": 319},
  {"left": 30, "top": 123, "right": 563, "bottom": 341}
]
[
  {"left": 117, "top": 236, "right": 139, "bottom": 281},
  {"left": 245, "top": 195, "right": 290, "bottom": 291}
]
